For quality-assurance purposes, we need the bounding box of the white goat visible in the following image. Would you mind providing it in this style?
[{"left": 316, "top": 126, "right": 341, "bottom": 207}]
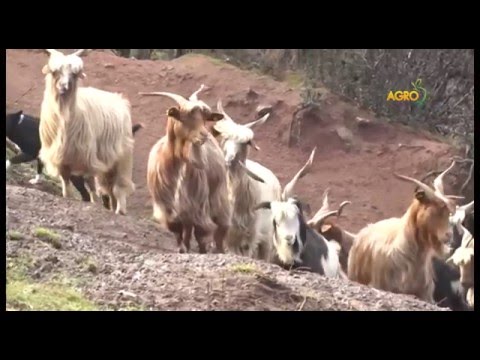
[
  {"left": 39, "top": 49, "right": 135, "bottom": 215},
  {"left": 211, "top": 100, "right": 281, "bottom": 260}
]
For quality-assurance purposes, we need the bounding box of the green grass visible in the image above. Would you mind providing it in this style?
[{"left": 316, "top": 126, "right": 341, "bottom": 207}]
[
  {"left": 8, "top": 230, "right": 24, "bottom": 241},
  {"left": 230, "top": 263, "right": 259, "bottom": 275},
  {"left": 7, "top": 279, "right": 98, "bottom": 311},
  {"left": 33, "top": 227, "right": 62, "bottom": 249},
  {"left": 6, "top": 255, "right": 98, "bottom": 311},
  {"left": 285, "top": 71, "right": 305, "bottom": 88}
]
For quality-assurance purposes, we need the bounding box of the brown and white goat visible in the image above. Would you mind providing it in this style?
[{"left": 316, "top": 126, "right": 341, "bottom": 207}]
[
  {"left": 39, "top": 49, "right": 135, "bottom": 215},
  {"left": 447, "top": 224, "right": 474, "bottom": 308},
  {"left": 211, "top": 99, "right": 281, "bottom": 261},
  {"left": 307, "top": 189, "right": 355, "bottom": 273},
  {"left": 141, "top": 85, "right": 231, "bottom": 253},
  {"left": 347, "top": 161, "right": 461, "bottom": 303}
]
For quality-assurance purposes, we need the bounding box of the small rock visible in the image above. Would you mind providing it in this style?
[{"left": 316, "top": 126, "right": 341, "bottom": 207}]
[
  {"left": 336, "top": 126, "right": 354, "bottom": 143},
  {"left": 118, "top": 290, "right": 137, "bottom": 299},
  {"left": 104, "top": 63, "right": 115, "bottom": 69}
]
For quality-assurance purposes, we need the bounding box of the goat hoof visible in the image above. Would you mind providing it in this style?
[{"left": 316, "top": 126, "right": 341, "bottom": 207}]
[{"left": 178, "top": 245, "right": 186, "bottom": 254}]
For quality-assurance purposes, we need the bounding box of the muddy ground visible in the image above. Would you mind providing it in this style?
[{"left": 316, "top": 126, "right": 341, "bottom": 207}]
[{"left": 5, "top": 49, "right": 459, "bottom": 310}]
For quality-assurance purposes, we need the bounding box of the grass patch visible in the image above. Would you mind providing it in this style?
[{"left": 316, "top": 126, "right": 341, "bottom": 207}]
[
  {"left": 285, "top": 71, "right": 305, "bottom": 88},
  {"left": 74, "top": 255, "right": 98, "bottom": 274},
  {"left": 230, "top": 263, "right": 259, "bottom": 275},
  {"left": 8, "top": 230, "right": 24, "bottom": 241},
  {"left": 33, "top": 227, "right": 62, "bottom": 249},
  {"left": 7, "top": 278, "right": 97, "bottom": 311},
  {"left": 6, "top": 255, "right": 98, "bottom": 311}
]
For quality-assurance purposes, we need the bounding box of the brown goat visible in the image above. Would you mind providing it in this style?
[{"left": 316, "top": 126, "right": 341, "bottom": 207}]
[
  {"left": 348, "top": 161, "right": 461, "bottom": 303},
  {"left": 307, "top": 189, "right": 354, "bottom": 273},
  {"left": 140, "top": 85, "right": 232, "bottom": 254}
]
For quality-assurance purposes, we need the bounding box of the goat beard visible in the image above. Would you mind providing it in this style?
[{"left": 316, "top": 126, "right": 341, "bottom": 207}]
[{"left": 274, "top": 235, "right": 297, "bottom": 265}]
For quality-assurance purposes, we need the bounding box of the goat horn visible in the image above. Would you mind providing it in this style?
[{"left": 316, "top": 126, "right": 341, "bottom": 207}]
[
  {"left": 458, "top": 200, "right": 474, "bottom": 215},
  {"left": 460, "top": 224, "right": 474, "bottom": 248},
  {"left": 282, "top": 147, "right": 316, "bottom": 200},
  {"left": 138, "top": 91, "right": 191, "bottom": 109},
  {"left": 249, "top": 139, "right": 261, "bottom": 151},
  {"left": 216, "top": 99, "right": 234, "bottom": 122},
  {"left": 307, "top": 210, "right": 339, "bottom": 227},
  {"left": 433, "top": 160, "right": 456, "bottom": 195},
  {"left": 446, "top": 195, "right": 465, "bottom": 200},
  {"left": 189, "top": 84, "right": 205, "bottom": 102},
  {"left": 337, "top": 201, "right": 352, "bottom": 217},
  {"left": 394, "top": 173, "right": 437, "bottom": 200},
  {"left": 308, "top": 200, "right": 351, "bottom": 228},
  {"left": 318, "top": 188, "right": 331, "bottom": 214},
  {"left": 244, "top": 113, "right": 270, "bottom": 129},
  {"left": 44, "top": 49, "right": 60, "bottom": 56},
  {"left": 238, "top": 161, "right": 265, "bottom": 183},
  {"left": 72, "top": 49, "right": 87, "bottom": 57}
]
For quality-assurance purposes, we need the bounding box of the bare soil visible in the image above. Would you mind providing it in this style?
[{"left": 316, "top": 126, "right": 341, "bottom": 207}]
[
  {"left": 6, "top": 49, "right": 459, "bottom": 310},
  {"left": 6, "top": 185, "right": 445, "bottom": 310}
]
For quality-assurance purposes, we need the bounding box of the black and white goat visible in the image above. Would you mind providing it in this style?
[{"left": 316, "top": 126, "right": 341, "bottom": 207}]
[
  {"left": 6, "top": 110, "right": 143, "bottom": 206},
  {"left": 254, "top": 149, "right": 342, "bottom": 277}
]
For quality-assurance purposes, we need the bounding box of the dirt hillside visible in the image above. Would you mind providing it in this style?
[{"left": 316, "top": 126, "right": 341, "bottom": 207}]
[
  {"left": 5, "top": 49, "right": 459, "bottom": 311},
  {"left": 6, "top": 185, "right": 445, "bottom": 310},
  {"left": 6, "top": 49, "right": 460, "bottom": 232}
]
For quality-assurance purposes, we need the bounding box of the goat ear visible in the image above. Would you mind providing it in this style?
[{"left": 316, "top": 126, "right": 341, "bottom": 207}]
[
  {"left": 415, "top": 190, "right": 427, "bottom": 203},
  {"left": 79, "top": 72, "right": 87, "bottom": 79},
  {"left": 207, "top": 112, "right": 224, "bottom": 122},
  {"left": 210, "top": 126, "right": 221, "bottom": 138},
  {"left": 321, "top": 224, "right": 332, "bottom": 232},
  {"left": 42, "top": 65, "right": 50, "bottom": 75},
  {"left": 167, "top": 107, "right": 181, "bottom": 120},
  {"left": 254, "top": 202, "right": 271, "bottom": 211}
]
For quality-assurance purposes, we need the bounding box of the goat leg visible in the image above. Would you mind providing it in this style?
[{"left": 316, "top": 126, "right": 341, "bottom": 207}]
[
  {"left": 194, "top": 226, "right": 208, "bottom": 254},
  {"left": 183, "top": 225, "right": 193, "bottom": 253},
  {"left": 60, "top": 167, "right": 74, "bottom": 198},
  {"left": 29, "top": 158, "right": 45, "bottom": 185}
]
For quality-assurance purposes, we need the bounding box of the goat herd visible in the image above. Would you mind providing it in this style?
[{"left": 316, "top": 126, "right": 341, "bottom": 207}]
[{"left": 5, "top": 49, "right": 475, "bottom": 311}]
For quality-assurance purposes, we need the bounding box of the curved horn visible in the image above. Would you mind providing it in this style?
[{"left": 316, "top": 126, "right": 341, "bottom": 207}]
[
  {"left": 460, "top": 224, "right": 474, "bottom": 248},
  {"left": 337, "top": 201, "right": 352, "bottom": 218},
  {"left": 238, "top": 161, "right": 265, "bottom": 183},
  {"left": 189, "top": 84, "right": 205, "bottom": 102},
  {"left": 44, "top": 49, "right": 60, "bottom": 56},
  {"left": 458, "top": 200, "right": 474, "bottom": 215},
  {"left": 249, "top": 139, "right": 261, "bottom": 151},
  {"left": 216, "top": 99, "right": 234, "bottom": 122},
  {"left": 72, "top": 49, "right": 87, "bottom": 57},
  {"left": 394, "top": 173, "right": 437, "bottom": 200},
  {"left": 307, "top": 200, "right": 351, "bottom": 227},
  {"left": 282, "top": 147, "right": 316, "bottom": 200},
  {"left": 138, "top": 91, "right": 191, "bottom": 109},
  {"left": 307, "top": 210, "right": 339, "bottom": 227},
  {"left": 244, "top": 113, "right": 270, "bottom": 129},
  {"left": 446, "top": 195, "right": 465, "bottom": 200},
  {"left": 433, "top": 160, "right": 456, "bottom": 195},
  {"left": 319, "top": 188, "right": 331, "bottom": 214}
]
